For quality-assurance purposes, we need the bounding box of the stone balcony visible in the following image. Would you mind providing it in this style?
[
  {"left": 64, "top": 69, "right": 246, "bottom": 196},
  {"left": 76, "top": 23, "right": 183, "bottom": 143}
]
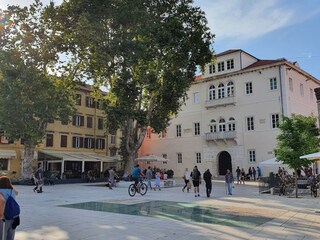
[
  {"left": 205, "top": 96, "right": 236, "bottom": 109},
  {"left": 205, "top": 131, "right": 237, "bottom": 143}
]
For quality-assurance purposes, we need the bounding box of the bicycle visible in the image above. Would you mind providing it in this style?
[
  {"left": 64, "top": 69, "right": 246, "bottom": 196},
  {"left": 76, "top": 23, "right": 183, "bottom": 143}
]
[{"left": 128, "top": 178, "right": 147, "bottom": 197}]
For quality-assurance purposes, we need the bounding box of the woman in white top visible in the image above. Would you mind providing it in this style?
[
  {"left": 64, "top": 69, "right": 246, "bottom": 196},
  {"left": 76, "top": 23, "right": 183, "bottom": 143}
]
[
  {"left": 182, "top": 168, "right": 190, "bottom": 192},
  {"left": 0, "top": 176, "right": 19, "bottom": 240}
]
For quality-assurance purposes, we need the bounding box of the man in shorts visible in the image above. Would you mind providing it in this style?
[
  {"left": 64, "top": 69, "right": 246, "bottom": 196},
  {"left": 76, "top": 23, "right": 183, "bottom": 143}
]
[{"left": 191, "top": 166, "right": 201, "bottom": 197}]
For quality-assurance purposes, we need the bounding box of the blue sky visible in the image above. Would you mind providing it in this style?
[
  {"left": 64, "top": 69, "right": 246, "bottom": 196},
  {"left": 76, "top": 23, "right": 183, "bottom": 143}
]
[{"left": 1, "top": 0, "right": 320, "bottom": 79}]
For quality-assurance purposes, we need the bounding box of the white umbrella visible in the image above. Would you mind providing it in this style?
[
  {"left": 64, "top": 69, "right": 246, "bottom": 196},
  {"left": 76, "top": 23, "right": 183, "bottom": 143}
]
[
  {"left": 135, "top": 155, "right": 169, "bottom": 162},
  {"left": 299, "top": 152, "right": 320, "bottom": 160}
]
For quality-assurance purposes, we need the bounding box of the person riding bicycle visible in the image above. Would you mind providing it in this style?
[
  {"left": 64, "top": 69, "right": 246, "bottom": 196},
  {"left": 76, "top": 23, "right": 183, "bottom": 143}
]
[{"left": 131, "top": 164, "right": 144, "bottom": 191}]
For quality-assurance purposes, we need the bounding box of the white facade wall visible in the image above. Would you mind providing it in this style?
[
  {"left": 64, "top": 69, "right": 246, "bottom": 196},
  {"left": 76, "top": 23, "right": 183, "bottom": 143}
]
[{"left": 141, "top": 50, "right": 320, "bottom": 177}]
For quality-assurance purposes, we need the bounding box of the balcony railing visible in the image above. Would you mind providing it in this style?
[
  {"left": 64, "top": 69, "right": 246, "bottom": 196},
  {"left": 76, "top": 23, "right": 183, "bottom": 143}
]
[
  {"left": 205, "top": 131, "right": 237, "bottom": 141},
  {"left": 205, "top": 96, "right": 236, "bottom": 109}
]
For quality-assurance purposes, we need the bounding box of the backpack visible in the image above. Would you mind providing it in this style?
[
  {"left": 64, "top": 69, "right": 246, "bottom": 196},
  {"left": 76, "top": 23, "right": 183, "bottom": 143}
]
[
  {"left": 192, "top": 170, "right": 200, "bottom": 180},
  {"left": 4, "top": 190, "right": 20, "bottom": 220}
]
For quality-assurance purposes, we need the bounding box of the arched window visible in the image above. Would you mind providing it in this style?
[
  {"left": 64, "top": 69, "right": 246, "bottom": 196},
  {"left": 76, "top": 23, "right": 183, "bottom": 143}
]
[
  {"left": 226, "top": 81, "right": 234, "bottom": 97},
  {"left": 208, "top": 85, "right": 215, "bottom": 100},
  {"left": 218, "top": 83, "right": 225, "bottom": 99},
  {"left": 219, "top": 118, "right": 226, "bottom": 132},
  {"left": 228, "top": 117, "right": 236, "bottom": 131},
  {"left": 209, "top": 119, "right": 217, "bottom": 132}
]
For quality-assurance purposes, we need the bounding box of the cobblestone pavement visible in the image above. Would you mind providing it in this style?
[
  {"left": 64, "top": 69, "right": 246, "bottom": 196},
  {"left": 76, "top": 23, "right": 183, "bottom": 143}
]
[{"left": 13, "top": 179, "right": 320, "bottom": 240}]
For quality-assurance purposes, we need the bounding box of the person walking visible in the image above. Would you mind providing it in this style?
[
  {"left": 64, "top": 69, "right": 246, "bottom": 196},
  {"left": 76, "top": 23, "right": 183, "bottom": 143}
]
[
  {"left": 0, "top": 176, "right": 20, "bottom": 240},
  {"left": 146, "top": 166, "right": 153, "bottom": 190},
  {"left": 203, "top": 169, "right": 212, "bottom": 198},
  {"left": 154, "top": 171, "right": 161, "bottom": 191},
  {"left": 182, "top": 168, "right": 190, "bottom": 192},
  {"left": 108, "top": 167, "right": 118, "bottom": 188},
  {"left": 248, "top": 167, "right": 252, "bottom": 180},
  {"left": 190, "top": 166, "right": 201, "bottom": 197},
  {"left": 252, "top": 167, "right": 257, "bottom": 181},
  {"left": 225, "top": 169, "right": 234, "bottom": 195},
  {"left": 236, "top": 166, "right": 241, "bottom": 184},
  {"left": 240, "top": 168, "right": 246, "bottom": 184},
  {"left": 257, "top": 166, "right": 261, "bottom": 180},
  {"left": 33, "top": 164, "right": 44, "bottom": 193}
]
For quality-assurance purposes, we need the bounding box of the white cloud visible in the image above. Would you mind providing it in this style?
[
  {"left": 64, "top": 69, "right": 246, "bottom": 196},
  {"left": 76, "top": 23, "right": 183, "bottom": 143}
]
[{"left": 195, "top": 0, "right": 318, "bottom": 41}]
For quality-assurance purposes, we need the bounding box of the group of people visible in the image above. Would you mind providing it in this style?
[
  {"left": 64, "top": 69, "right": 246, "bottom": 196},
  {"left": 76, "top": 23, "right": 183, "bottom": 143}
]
[
  {"left": 182, "top": 166, "right": 214, "bottom": 198},
  {"left": 235, "top": 166, "right": 261, "bottom": 184},
  {"left": 181, "top": 166, "right": 263, "bottom": 197}
]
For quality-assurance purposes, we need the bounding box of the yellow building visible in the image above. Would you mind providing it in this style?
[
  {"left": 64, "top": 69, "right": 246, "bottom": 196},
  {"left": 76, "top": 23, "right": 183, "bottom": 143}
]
[{"left": 0, "top": 85, "right": 121, "bottom": 180}]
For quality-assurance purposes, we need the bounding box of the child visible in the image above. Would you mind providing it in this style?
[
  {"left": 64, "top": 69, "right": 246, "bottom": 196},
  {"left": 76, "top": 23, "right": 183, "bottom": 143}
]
[{"left": 154, "top": 172, "right": 161, "bottom": 191}]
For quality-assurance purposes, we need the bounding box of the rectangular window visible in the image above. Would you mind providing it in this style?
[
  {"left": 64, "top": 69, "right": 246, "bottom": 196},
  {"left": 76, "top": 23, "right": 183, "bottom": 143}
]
[
  {"left": 269, "top": 78, "right": 277, "bottom": 90},
  {"left": 196, "top": 152, "right": 201, "bottom": 164},
  {"left": 271, "top": 114, "right": 280, "bottom": 129},
  {"left": 300, "top": 83, "right": 304, "bottom": 96},
  {"left": 310, "top": 88, "right": 314, "bottom": 100},
  {"left": 289, "top": 78, "right": 293, "bottom": 91},
  {"left": 194, "top": 122, "right": 200, "bottom": 136},
  {"left": 87, "top": 116, "right": 93, "bottom": 128},
  {"left": 209, "top": 125, "right": 217, "bottom": 133},
  {"left": 177, "top": 153, "right": 182, "bottom": 164},
  {"left": 193, "top": 92, "right": 200, "bottom": 104},
  {"left": 98, "top": 118, "right": 104, "bottom": 130},
  {"left": 86, "top": 96, "right": 95, "bottom": 108},
  {"left": 110, "top": 135, "right": 116, "bottom": 144},
  {"left": 72, "top": 115, "right": 84, "bottom": 126},
  {"left": 0, "top": 158, "right": 9, "bottom": 170},
  {"left": 84, "top": 137, "right": 94, "bottom": 149},
  {"left": 162, "top": 154, "right": 168, "bottom": 164},
  {"left": 245, "top": 82, "right": 253, "bottom": 95},
  {"left": 110, "top": 148, "right": 117, "bottom": 157},
  {"left": 75, "top": 94, "right": 81, "bottom": 105},
  {"left": 209, "top": 64, "right": 215, "bottom": 74},
  {"left": 146, "top": 128, "right": 151, "bottom": 139},
  {"left": 60, "top": 135, "right": 67, "bottom": 148},
  {"left": 96, "top": 138, "right": 105, "bottom": 149},
  {"left": 46, "top": 134, "right": 53, "bottom": 147},
  {"left": 218, "top": 62, "right": 225, "bottom": 72},
  {"left": 246, "top": 117, "right": 254, "bottom": 131},
  {"left": 226, "top": 59, "right": 234, "bottom": 70},
  {"left": 248, "top": 150, "right": 256, "bottom": 163},
  {"left": 72, "top": 136, "right": 83, "bottom": 148},
  {"left": 176, "top": 125, "right": 181, "bottom": 137}
]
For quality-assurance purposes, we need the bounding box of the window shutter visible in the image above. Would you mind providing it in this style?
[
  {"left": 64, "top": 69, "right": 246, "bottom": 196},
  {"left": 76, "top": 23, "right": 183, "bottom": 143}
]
[
  {"left": 80, "top": 137, "right": 84, "bottom": 148},
  {"left": 80, "top": 116, "right": 84, "bottom": 126}
]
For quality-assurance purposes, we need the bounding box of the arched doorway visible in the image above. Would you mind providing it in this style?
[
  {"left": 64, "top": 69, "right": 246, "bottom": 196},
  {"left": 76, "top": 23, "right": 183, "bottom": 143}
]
[{"left": 218, "top": 151, "right": 232, "bottom": 175}]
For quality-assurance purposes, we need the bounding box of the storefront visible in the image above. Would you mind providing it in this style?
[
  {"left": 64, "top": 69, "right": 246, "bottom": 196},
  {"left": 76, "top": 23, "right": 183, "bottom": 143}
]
[
  {"left": 38, "top": 150, "right": 118, "bottom": 179},
  {"left": 0, "top": 150, "right": 16, "bottom": 172}
]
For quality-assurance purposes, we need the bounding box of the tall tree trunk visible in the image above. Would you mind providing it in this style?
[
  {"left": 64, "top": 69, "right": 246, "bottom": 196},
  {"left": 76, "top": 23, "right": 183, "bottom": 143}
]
[
  {"left": 124, "top": 151, "right": 136, "bottom": 175},
  {"left": 294, "top": 169, "right": 298, "bottom": 198},
  {"left": 21, "top": 143, "right": 35, "bottom": 180}
]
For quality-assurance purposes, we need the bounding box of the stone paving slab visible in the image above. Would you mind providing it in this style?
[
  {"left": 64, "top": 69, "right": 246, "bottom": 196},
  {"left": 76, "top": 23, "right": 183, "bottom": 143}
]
[{"left": 11, "top": 179, "right": 320, "bottom": 240}]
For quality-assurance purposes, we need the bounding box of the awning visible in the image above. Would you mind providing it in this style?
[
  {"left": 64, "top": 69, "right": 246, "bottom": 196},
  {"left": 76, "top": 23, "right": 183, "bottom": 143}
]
[
  {"left": 0, "top": 150, "right": 16, "bottom": 158},
  {"left": 38, "top": 150, "right": 116, "bottom": 162}
]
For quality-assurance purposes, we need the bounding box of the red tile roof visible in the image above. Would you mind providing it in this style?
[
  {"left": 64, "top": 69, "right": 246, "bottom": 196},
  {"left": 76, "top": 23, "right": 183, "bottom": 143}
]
[
  {"left": 243, "top": 59, "right": 286, "bottom": 70},
  {"left": 215, "top": 49, "right": 241, "bottom": 57},
  {"left": 195, "top": 75, "right": 202, "bottom": 81}
]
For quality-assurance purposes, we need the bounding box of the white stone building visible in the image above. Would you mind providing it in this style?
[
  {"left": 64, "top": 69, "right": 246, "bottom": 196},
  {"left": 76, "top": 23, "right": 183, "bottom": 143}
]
[{"left": 140, "top": 49, "right": 320, "bottom": 177}]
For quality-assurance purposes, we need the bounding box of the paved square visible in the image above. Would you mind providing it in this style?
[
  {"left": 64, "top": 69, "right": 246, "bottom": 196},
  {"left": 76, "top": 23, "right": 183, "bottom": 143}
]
[{"left": 12, "top": 180, "right": 320, "bottom": 240}]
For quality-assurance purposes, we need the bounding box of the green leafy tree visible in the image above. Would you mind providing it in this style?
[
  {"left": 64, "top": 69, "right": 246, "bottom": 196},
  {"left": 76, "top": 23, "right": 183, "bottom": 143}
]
[
  {"left": 0, "top": 1, "right": 75, "bottom": 179},
  {"left": 275, "top": 114, "right": 319, "bottom": 197},
  {"left": 48, "top": 0, "right": 214, "bottom": 171}
]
